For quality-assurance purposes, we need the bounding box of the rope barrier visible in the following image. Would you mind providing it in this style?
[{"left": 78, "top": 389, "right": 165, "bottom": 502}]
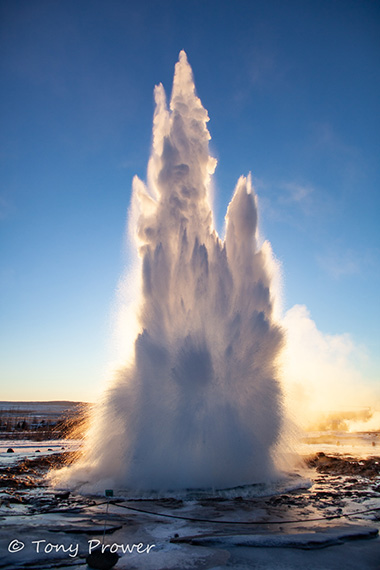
[
  {"left": 1, "top": 497, "right": 379, "bottom": 526},
  {"left": 108, "top": 500, "right": 380, "bottom": 525}
]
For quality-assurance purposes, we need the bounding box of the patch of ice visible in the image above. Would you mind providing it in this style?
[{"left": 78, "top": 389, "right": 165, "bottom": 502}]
[
  {"left": 178, "top": 525, "right": 378, "bottom": 549},
  {"left": 0, "top": 439, "right": 81, "bottom": 466}
]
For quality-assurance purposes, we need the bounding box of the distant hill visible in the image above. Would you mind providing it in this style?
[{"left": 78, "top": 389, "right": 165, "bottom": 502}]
[
  {"left": 0, "top": 400, "right": 88, "bottom": 407},
  {"left": 0, "top": 401, "right": 90, "bottom": 421},
  {"left": 0, "top": 401, "right": 91, "bottom": 439}
]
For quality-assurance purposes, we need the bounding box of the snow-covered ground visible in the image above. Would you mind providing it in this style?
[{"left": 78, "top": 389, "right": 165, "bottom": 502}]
[
  {"left": 297, "top": 430, "right": 380, "bottom": 459},
  {"left": 0, "top": 439, "right": 81, "bottom": 466}
]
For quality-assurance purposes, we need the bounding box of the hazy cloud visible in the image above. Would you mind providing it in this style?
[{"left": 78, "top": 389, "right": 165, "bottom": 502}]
[
  {"left": 317, "top": 249, "right": 360, "bottom": 279},
  {"left": 254, "top": 176, "right": 316, "bottom": 228},
  {"left": 314, "top": 122, "right": 358, "bottom": 157},
  {"left": 233, "top": 44, "right": 290, "bottom": 106},
  {"left": 279, "top": 182, "right": 313, "bottom": 204},
  {"left": 317, "top": 246, "right": 378, "bottom": 280},
  {"left": 311, "top": 122, "right": 368, "bottom": 188}
]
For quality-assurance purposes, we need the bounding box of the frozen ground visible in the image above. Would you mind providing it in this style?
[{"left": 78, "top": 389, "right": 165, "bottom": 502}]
[
  {"left": 0, "top": 433, "right": 380, "bottom": 569},
  {"left": 297, "top": 430, "right": 380, "bottom": 459},
  {"left": 0, "top": 439, "right": 81, "bottom": 466}
]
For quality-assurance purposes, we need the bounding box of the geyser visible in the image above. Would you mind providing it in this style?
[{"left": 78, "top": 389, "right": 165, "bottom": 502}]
[{"left": 60, "top": 51, "right": 285, "bottom": 492}]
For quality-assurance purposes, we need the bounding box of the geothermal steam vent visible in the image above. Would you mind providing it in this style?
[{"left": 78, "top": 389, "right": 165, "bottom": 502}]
[{"left": 63, "top": 51, "right": 284, "bottom": 492}]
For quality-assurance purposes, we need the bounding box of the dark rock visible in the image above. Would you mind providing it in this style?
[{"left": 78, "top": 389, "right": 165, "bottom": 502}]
[
  {"left": 54, "top": 491, "right": 70, "bottom": 500},
  {"left": 86, "top": 547, "right": 119, "bottom": 569},
  {"left": 8, "top": 495, "right": 23, "bottom": 504},
  {"left": 6, "top": 448, "right": 14, "bottom": 453},
  {"left": 306, "top": 454, "right": 380, "bottom": 477}
]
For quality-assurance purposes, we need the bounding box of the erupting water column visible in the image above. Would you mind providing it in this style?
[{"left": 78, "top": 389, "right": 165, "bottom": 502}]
[{"left": 61, "top": 51, "right": 285, "bottom": 493}]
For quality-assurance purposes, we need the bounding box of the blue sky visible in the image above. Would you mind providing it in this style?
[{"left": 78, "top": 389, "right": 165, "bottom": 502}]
[{"left": 1, "top": 0, "right": 379, "bottom": 401}]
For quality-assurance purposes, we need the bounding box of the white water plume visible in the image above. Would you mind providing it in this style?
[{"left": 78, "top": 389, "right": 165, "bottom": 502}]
[{"left": 57, "top": 51, "right": 285, "bottom": 492}]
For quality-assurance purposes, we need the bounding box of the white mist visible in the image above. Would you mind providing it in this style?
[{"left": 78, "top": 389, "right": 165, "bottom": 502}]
[{"left": 57, "top": 51, "right": 285, "bottom": 493}]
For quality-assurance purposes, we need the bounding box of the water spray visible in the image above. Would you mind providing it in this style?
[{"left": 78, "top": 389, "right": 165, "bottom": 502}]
[{"left": 58, "top": 50, "right": 285, "bottom": 494}]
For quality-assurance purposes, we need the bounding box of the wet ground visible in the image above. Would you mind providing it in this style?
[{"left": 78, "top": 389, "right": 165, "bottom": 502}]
[{"left": 1, "top": 446, "right": 380, "bottom": 569}]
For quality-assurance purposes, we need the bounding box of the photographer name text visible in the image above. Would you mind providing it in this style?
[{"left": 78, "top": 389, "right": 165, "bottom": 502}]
[{"left": 8, "top": 539, "right": 156, "bottom": 557}]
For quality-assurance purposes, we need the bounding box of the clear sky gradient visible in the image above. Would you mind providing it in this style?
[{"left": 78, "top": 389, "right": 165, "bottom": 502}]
[{"left": 1, "top": 0, "right": 379, "bottom": 401}]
